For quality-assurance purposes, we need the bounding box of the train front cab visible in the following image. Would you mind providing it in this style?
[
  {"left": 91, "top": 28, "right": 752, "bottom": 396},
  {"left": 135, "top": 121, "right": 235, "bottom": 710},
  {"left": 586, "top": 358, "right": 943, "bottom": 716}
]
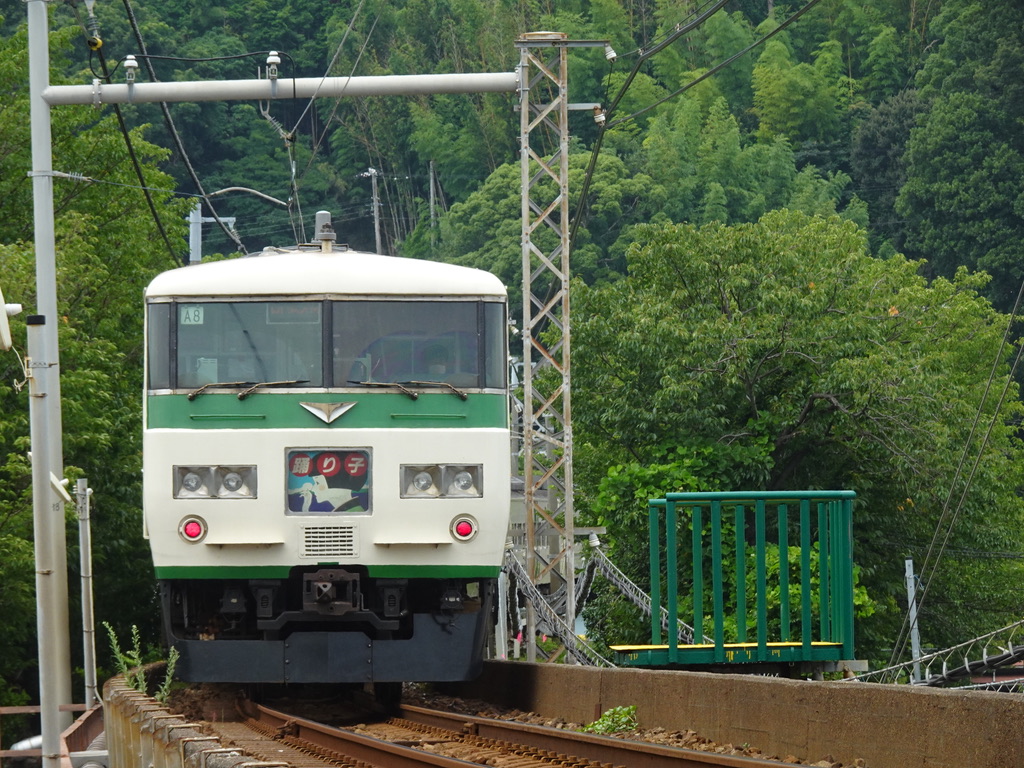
[{"left": 142, "top": 255, "right": 510, "bottom": 683}]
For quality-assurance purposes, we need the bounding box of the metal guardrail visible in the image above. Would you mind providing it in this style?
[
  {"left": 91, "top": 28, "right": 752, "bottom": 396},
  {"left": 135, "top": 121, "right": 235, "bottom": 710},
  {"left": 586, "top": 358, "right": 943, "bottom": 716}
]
[
  {"left": 586, "top": 537, "right": 710, "bottom": 644},
  {"left": 621, "top": 491, "right": 856, "bottom": 667},
  {"left": 505, "top": 550, "right": 615, "bottom": 667},
  {"left": 0, "top": 703, "right": 90, "bottom": 762},
  {"left": 852, "top": 617, "right": 1024, "bottom": 686}
]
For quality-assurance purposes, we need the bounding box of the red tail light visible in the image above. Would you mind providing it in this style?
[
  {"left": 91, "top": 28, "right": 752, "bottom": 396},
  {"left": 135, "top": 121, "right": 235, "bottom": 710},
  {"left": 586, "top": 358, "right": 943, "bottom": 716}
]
[
  {"left": 179, "top": 517, "right": 207, "bottom": 542},
  {"left": 451, "top": 516, "right": 477, "bottom": 541}
]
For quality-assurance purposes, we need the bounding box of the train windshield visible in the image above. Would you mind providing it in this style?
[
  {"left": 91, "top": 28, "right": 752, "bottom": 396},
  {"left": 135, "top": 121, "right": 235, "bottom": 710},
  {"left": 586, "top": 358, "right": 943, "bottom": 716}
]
[{"left": 147, "top": 299, "right": 505, "bottom": 391}]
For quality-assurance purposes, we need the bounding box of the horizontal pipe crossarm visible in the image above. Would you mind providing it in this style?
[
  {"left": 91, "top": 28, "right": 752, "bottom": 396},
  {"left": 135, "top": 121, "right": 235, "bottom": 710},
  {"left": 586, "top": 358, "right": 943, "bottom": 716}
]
[{"left": 44, "top": 72, "right": 519, "bottom": 106}]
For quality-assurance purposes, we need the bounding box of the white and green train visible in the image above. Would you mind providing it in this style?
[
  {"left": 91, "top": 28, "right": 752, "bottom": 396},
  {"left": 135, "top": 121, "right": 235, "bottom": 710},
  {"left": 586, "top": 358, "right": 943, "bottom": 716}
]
[{"left": 143, "top": 214, "right": 510, "bottom": 684}]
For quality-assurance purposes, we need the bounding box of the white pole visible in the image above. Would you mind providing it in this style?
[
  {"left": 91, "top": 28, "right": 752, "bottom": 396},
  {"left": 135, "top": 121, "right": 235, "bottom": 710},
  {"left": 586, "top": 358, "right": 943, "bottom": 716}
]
[
  {"left": 189, "top": 203, "right": 202, "bottom": 264},
  {"left": 77, "top": 479, "right": 99, "bottom": 708},
  {"left": 27, "top": 316, "right": 65, "bottom": 768},
  {"left": 370, "top": 168, "right": 382, "bottom": 255},
  {"left": 187, "top": 203, "right": 236, "bottom": 263},
  {"left": 905, "top": 558, "right": 922, "bottom": 683},
  {"left": 27, "top": 0, "right": 74, "bottom": 742},
  {"left": 428, "top": 160, "right": 437, "bottom": 251}
]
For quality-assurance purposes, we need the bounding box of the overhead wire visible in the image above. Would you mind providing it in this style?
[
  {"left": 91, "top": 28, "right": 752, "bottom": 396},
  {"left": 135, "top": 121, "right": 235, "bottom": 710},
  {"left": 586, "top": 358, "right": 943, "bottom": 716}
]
[
  {"left": 62, "top": 1, "right": 180, "bottom": 266},
  {"left": 291, "top": 6, "right": 384, "bottom": 244},
  {"left": 565, "top": 0, "right": 732, "bottom": 273},
  {"left": 116, "top": 0, "right": 248, "bottom": 255},
  {"left": 580, "top": 0, "right": 825, "bottom": 230},
  {"left": 885, "top": 275, "right": 1024, "bottom": 676},
  {"left": 114, "top": 0, "right": 353, "bottom": 252},
  {"left": 288, "top": 0, "right": 366, "bottom": 139},
  {"left": 257, "top": 0, "right": 375, "bottom": 244},
  {"left": 606, "top": 0, "right": 826, "bottom": 130}
]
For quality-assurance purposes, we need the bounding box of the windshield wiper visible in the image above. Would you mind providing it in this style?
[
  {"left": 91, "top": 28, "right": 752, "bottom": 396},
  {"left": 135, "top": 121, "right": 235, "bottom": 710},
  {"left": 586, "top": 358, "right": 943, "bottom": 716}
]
[
  {"left": 238, "top": 379, "right": 310, "bottom": 400},
  {"left": 404, "top": 380, "right": 469, "bottom": 401},
  {"left": 348, "top": 380, "right": 419, "bottom": 400},
  {"left": 187, "top": 381, "right": 255, "bottom": 400}
]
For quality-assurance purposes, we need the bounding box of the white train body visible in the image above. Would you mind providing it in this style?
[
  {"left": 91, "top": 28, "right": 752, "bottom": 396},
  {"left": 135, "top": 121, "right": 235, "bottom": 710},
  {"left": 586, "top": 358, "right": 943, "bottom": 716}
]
[{"left": 143, "top": 239, "right": 510, "bottom": 683}]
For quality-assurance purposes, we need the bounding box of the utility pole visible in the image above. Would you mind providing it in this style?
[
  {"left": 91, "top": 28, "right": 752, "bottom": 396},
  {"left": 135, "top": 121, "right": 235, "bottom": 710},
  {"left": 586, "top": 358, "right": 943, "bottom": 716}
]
[
  {"left": 429, "top": 160, "right": 437, "bottom": 251},
  {"left": 76, "top": 479, "right": 99, "bottom": 708},
  {"left": 905, "top": 558, "right": 923, "bottom": 682},
  {"left": 187, "top": 203, "right": 236, "bottom": 264},
  {"left": 362, "top": 167, "right": 382, "bottom": 254},
  {"left": 27, "top": 5, "right": 74, "bottom": 760}
]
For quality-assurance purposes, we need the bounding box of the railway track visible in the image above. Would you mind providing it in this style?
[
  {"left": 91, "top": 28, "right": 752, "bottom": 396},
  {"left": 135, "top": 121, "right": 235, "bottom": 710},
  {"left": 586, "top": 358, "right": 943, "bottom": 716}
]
[{"left": 205, "top": 700, "right": 799, "bottom": 768}]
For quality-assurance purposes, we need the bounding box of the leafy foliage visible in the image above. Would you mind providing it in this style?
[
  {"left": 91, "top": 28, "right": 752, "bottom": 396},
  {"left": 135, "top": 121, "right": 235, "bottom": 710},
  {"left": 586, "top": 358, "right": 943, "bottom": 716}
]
[
  {"left": 896, "top": 0, "right": 1024, "bottom": 312},
  {"left": 103, "top": 622, "right": 146, "bottom": 694},
  {"left": 0, "top": 16, "right": 187, "bottom": 721},
  {"left": 573, "top": 211, "right": 1024, "bottom": 658},
  {"left": 103, "top": 622, "right": 179, "bottom": 703},
  {"left": 580, "top": 705, "right": 637, "bottom": 734}
]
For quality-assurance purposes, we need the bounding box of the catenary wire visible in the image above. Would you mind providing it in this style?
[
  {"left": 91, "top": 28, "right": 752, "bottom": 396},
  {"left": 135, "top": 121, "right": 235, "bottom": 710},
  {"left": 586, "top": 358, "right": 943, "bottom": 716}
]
[
  {"left": 117, "top": 0, "right": 248, "bottom": 255},
  {"left": 885, "top": 275, "right": 1024, "bottom": 675},
  {"left": 86, "top": 47, "right": 180, "bottom": 265}
]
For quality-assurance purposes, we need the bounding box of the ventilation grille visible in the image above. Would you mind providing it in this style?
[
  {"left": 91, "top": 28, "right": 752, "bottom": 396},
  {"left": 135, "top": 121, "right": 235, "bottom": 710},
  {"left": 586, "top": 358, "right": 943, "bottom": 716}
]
[{"left": 302, "top": 525, "right": 358, "bottom": 558}]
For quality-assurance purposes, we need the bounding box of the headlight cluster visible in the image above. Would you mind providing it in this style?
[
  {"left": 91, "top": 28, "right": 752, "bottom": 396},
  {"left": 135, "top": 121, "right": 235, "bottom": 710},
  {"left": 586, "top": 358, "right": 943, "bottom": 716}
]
[
  {"left": 173, "top": 465, "right": 257, "bottom": 499},
  {"left": 401, "top": 464, "right": 482, "bottom": 498}
]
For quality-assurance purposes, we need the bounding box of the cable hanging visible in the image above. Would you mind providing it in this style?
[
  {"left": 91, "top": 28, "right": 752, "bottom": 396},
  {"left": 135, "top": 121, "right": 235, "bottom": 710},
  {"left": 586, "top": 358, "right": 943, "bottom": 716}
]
[
  {"left": 61, "top": 0, "right": 181, "bottom": 265},
  {"left": 117, "top": 0, "right": 248, "bottom": 255},
  {"left": 570, "top": 0, "right": 825, "bottom": 256},
  {"left": 885, "top": 275, "right": 1024, "bottom": 676}
]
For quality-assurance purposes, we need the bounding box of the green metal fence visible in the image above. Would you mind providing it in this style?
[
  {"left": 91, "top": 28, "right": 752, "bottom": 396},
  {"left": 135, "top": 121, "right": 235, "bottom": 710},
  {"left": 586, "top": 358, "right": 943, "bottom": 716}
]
[{"left": 614, "top": 491, "right": 855, "bottom": 667}]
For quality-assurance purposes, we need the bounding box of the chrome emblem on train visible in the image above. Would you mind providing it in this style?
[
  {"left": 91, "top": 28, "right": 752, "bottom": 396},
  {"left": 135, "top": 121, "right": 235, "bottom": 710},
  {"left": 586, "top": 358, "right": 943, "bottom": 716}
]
[{"left": 299, "top": 401, "right": 357, "bottom": 423}]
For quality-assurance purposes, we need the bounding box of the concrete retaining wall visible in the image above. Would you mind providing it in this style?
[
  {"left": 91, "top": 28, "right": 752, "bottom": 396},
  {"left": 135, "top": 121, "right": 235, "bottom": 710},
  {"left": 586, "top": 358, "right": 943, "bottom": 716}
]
[
  {"left": 450, "top": 661, "right": 1024, "bottom": 768},
  {"left": 103, "top": 679, "right": 253, "bottom": 768}
]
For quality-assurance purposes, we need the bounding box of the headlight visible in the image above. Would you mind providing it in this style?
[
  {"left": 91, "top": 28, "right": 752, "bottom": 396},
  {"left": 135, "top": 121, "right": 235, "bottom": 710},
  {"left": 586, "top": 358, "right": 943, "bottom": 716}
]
[
  {"left": 174, "top": 465, "right": 257, "bottom": 499},
  {"left": 182, "top": 471, "right": 205, "bottom": 493},
  {"left": 402, "top": 466, "right": 441, "bottom": 498},
  {"left": 444, "top": 466, "right": 481, "bottom": 497},
  {"left": 216, "top": 466, "right": 256, "bottom": 498},
  {"left": 174, "top": 466, "right": 212, "bottom": 498},
  {"left": 401, "top": 464, "right": 482, "bottom": 498}
]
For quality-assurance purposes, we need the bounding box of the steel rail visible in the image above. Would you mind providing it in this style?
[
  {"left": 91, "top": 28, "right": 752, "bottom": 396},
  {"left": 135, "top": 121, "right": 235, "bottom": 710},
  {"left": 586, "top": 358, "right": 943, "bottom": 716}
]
[
  {"left": 249, "top": 704, "right": 478, "bottom": 767},
  {"left": 396, "top": 704, "right": 795, "bottom": 768},
  {"left": 248, "top": 701, "right": 793, "bottom": 768}
]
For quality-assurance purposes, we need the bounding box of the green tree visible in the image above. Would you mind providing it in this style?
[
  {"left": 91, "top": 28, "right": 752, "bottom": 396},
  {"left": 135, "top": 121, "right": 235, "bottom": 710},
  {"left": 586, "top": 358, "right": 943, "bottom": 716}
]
[
  {"left": 863, "top": 24, "right": 906, "bottom": 102},
  {"left": 850, "top": 89, "right": 925, "bottom": 256},
  {"left": 752, "top": 38, "right": 841, "bottom": 143},
  {"left": 429, "top": 152, "right": 665, "bottom": 312},
  {"left": 571, "top": 211, "right": 1024, "bottom": 658},
  {"left": 897, "top": 0, "right": 1024, "bottom": 312},
  {"left": 0, "top": 18, "right": 189, "bottom": 721}
]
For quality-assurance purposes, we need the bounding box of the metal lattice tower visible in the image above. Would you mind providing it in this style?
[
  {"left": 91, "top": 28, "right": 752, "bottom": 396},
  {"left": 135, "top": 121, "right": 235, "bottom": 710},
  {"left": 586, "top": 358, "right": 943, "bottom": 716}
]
[
  {"left": 517, "top": 32, "right": 572, "bottom": 663},
  {"left": 516, "top": 32, "right": 605, "bottom": 662}
]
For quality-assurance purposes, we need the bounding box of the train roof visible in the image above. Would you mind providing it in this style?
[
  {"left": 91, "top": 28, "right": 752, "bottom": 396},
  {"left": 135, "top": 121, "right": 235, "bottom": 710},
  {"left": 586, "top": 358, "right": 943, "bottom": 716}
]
[{"left": 146, "top": 247, "right": 507, "bottom": 299}]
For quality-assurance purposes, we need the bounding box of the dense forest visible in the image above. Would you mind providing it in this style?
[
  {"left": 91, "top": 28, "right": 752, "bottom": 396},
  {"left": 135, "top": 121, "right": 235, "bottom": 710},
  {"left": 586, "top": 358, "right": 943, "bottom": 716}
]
[{"left": 1, "top": 0, "right": 1023, "bottom": 731}]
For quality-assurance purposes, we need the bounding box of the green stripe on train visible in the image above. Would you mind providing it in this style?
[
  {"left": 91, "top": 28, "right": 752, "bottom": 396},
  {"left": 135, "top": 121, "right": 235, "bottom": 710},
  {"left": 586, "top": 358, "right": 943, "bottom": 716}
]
[
  {"left": 154, "top": 564, "right": 501, "bottom": 579},
  {"left": 147, "top": 392, "right": 508, "bottom": 429}
]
